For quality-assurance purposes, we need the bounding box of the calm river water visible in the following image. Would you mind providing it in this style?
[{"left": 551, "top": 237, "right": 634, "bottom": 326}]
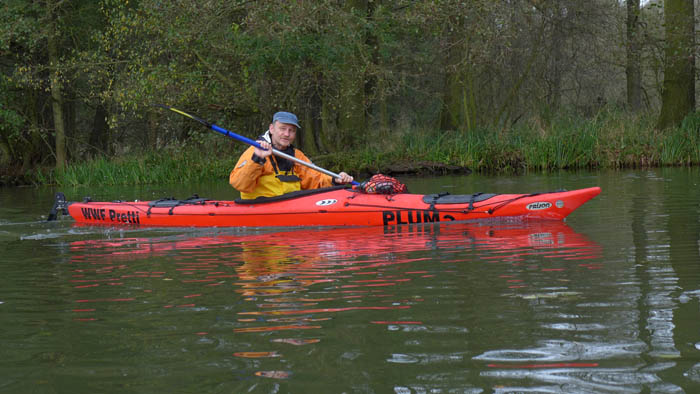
[{"left": 1, "top": 168, "right": 699, "bottom": 393}]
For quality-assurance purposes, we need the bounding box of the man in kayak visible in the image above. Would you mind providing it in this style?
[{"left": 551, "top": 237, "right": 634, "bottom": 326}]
[{"left": 230, "top": 111, "right": 354, "bottom": 199}]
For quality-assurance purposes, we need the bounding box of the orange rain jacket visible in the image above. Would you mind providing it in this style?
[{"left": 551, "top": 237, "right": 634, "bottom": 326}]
[{"left": 230, "top": 145, "right": 334, "bottom": 199}]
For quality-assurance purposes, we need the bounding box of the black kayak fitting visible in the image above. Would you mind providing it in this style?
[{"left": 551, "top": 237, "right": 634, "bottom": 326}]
[{"left": 48, "top": 192, "right": 69, "bottom": 221}]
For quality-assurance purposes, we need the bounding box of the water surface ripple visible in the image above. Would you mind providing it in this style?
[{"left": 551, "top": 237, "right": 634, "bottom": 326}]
[{"left": 1, "top": 169, "right": 699, "bottom": 393}]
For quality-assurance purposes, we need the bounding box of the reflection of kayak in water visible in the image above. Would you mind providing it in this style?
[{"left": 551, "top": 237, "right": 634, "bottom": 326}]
[
  {"left": 66, "top": 221, "right": 601, "bottom": 335},
  {"left": 53, "top": 185, "right": 601, "bottom": 228},
  {"left": 69, "top": 220, "right": 600, "bottom": 263},
  {"left": 68, "top": 221, "right": 601, "bottom": 300}
]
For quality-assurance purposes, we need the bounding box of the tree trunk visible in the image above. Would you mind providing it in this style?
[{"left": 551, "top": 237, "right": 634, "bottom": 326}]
[
  {"left": 310, "top": 86, "right": 326, "bottom": 155},
  {"left": 378, "top": 80, "right": 389, "bottom": 132},
  {"left": 365, "top": 0, "right": 385, "bottom": 131},
  {"left": 338, "top": 0, "right": 367, "bottom": 147},
  {"left": 338, "top": 70, "right": 366, "bottom": 147},
  {"left": 440, "top": 65, "right": 461, "bottom": 131},
  {"left": 147, "top": 109, "right": 158, "bottom": 150},
  {"left": 548, "top": 3, "right": 564, "bottom": 110},
  {"left": 301, "top": 94, "right": 320, "bottom": 156},
  {"left": 90, "top": 104, "right": 109, "bottom": 155},
  {"left": 626, "top": 0, "right": 642, "bottom": 111},
  {"left": 320, "top": 99, "right": 337, "bottom": 151},
  {"left": 656, "top": 0, "right": 695, "bottom": 130},
  {"left": 22, "top": 92, "right": 43, "bottom": 172},
  {"left": 440, "top": 42, "right": 477, "bottom": 131},
  {"left": 0, "top": 140, "right": 11, "bottom": 168},
  {"left": 47, "top": 0, "right": 67, "bottom": 170}
]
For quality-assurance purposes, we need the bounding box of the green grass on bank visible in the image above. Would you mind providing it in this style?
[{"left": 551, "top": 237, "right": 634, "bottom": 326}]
[
  {"left": 36, "top": 109, "right": 700, "bottom": 186},
  {"left": 35, "top": 149, "right": 237, "bottom": 187},
  {"left": 325, "top": 109, "right": 700, "bottom": 174}
]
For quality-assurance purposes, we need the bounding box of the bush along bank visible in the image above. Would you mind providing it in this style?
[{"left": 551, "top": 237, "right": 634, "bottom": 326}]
[
  {"left": 32, "top": 150, "right": 238, "bottom": 187},
  {"left": 320, "top": 110, "right": 700, "bottom": 176},
  {"left": 17, "top": 110, "right": 700, "bottom": 187}
]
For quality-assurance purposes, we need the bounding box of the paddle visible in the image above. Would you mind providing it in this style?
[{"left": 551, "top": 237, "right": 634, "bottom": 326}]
[{"left": 157, "top": 104, "right": 360, "bottom": 186}]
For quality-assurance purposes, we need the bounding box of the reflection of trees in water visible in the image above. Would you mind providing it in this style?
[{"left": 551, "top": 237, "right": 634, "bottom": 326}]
[
  {"left": 632, "top": 170, "right": 700, "bottom": 388},
  {"left": 473, "top": 170, "right": 700, "bottom": 391},
  {"left": 666, "top": 169, "right": 700, "bottom": 387}
]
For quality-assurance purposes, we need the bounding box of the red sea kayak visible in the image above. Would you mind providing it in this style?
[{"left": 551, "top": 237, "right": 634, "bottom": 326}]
[{"left": 54, "top": 185, "right": 600, "bottom": 228}]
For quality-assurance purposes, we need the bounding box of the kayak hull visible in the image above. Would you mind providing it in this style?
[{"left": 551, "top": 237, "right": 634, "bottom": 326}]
[{"left": 65, "top": 187, "right": 601, "bottom": 228}]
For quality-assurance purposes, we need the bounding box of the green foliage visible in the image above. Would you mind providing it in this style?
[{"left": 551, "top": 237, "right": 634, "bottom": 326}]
[
  {"left": 1, "top": 0, "right": 698, "bottom": 182},
  {"left": 660, "top": 112, "right": 700, "bottom": 165},
  {"left": 45, "top": 148, "right": 237, "bottom": 186},
  {"left": 28, "top": 108, "right": 700, "bottom": 186},
  {"left": 0, "top": 75, "right": 24, "bottom": 138},
  {"left": 0, "top": 103, "right": 24, "bottom": 140},
  {"left": 0, "top": 0, "right": 42, "bottom": 53},
  {"left": 316, "top": 109, "right": 699, "bottom": 177}
]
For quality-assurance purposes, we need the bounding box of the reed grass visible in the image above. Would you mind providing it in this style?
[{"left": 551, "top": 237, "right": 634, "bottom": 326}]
[
  {"left": 324, "top": 109, "right": 700, "bottom": 174},
  {"left": 44, "top": 149, "right": 237, "bottom": 186},
  {"left": 33, "top": 109, "right": 700, "bottom": 186}
]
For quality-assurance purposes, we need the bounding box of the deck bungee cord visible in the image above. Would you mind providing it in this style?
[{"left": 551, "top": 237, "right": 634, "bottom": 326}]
[{"left": 343, "top": 192, "right": 551, "bottom": 216}]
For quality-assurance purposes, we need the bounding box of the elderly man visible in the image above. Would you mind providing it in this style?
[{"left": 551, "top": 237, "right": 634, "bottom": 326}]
[{"left": 230, "top": 111, "right": 353, "bottom": 199}]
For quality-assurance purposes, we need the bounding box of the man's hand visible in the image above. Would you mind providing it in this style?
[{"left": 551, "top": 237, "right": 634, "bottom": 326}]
[
  {"left": 335, "top": 172, "right": 354, "bottom": 184},
  {"left": 254, "top": 140, "right": 272, "bottom": 158}
]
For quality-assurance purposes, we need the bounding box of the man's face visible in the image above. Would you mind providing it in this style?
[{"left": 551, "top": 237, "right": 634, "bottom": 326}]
[{"left": 269, "top": 121, "right": 297, "bottom": 149}]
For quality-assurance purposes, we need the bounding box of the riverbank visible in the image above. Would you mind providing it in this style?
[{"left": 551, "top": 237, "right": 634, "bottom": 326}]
[{"left": 4, "top": 109, "right": 699, "bottom": 187}]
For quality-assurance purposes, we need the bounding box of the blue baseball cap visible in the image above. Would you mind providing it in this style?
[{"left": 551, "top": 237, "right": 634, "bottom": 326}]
[{"left": 272, "top": 111, "right": 301, "bottom": 129}]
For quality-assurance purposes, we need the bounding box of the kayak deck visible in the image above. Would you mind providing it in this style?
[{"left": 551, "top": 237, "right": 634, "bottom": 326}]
[{"left": 58, "top": 186, "right": 601, "bottom": 228}]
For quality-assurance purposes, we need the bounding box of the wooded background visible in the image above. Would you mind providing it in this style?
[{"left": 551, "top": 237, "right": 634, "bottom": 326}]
[{"left": 0, "top": 0, "right": 697, "bottom": 174}]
